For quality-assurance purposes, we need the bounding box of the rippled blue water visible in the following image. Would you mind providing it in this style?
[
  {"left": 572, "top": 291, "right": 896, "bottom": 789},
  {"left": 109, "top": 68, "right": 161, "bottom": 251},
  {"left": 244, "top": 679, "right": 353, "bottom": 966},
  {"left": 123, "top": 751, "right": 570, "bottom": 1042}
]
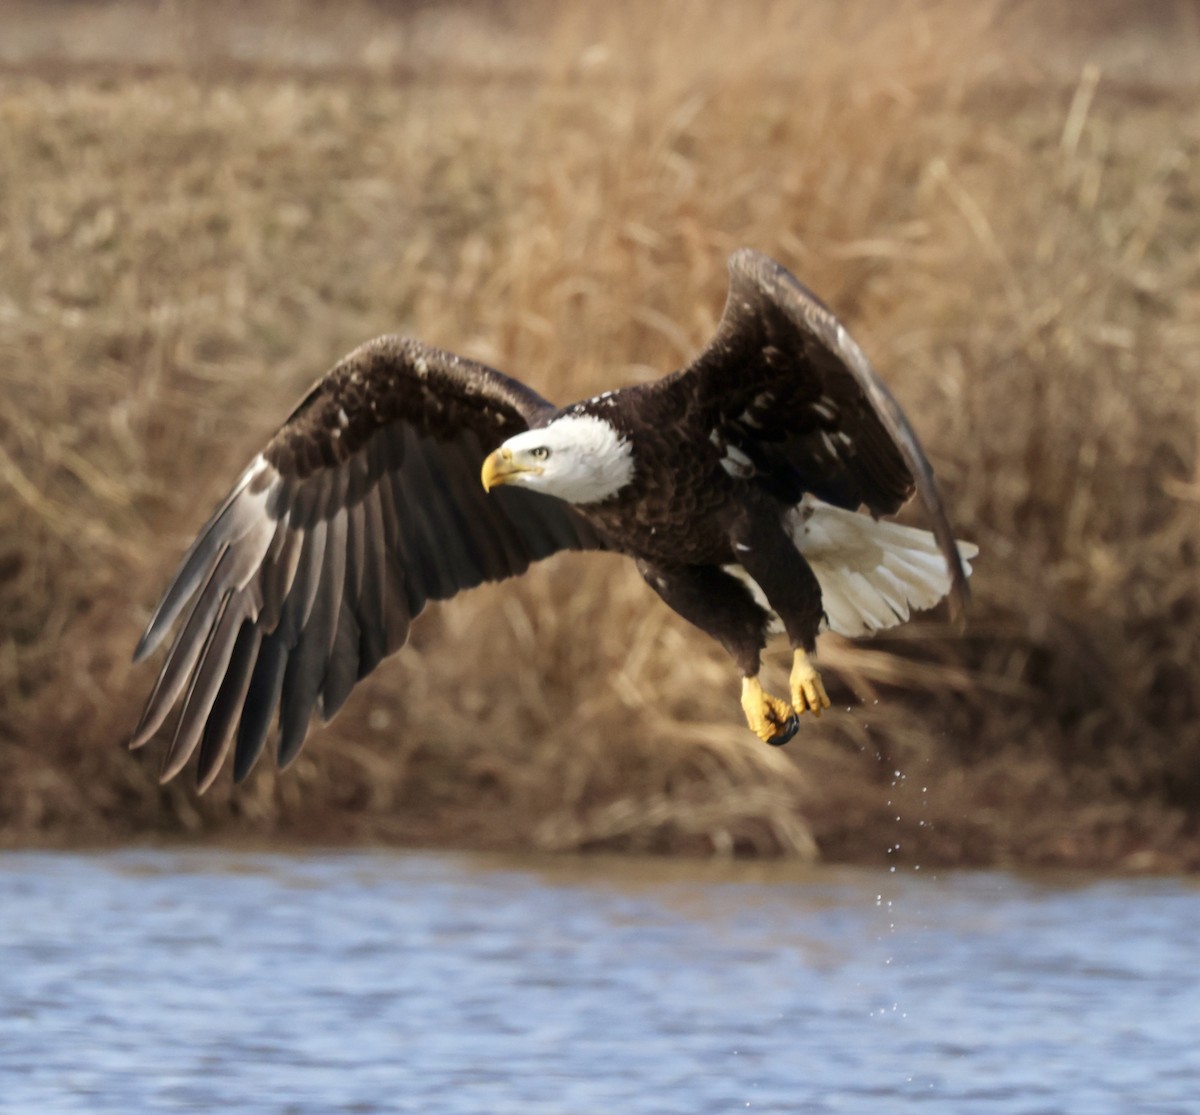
[{"left": 0, "top": 850, "right": 1196, "bottom": 1113}]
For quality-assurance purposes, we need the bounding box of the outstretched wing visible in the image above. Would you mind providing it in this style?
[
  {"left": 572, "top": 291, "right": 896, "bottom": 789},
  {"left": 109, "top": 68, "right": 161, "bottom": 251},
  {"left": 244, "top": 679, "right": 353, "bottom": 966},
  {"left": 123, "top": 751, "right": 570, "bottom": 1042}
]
[
  {"left": 131, "top": 336, "right": 607, "bottom": 789},
  {"left": 671, "top": 248, "right": 969, "bottom": 619}
]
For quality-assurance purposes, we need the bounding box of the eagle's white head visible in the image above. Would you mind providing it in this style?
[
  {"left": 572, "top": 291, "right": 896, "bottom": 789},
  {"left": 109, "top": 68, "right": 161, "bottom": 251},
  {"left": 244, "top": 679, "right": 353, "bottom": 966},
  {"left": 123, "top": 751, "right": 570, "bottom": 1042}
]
[{"left": 481, "top": 414, "right": 635, "bottom": 505}]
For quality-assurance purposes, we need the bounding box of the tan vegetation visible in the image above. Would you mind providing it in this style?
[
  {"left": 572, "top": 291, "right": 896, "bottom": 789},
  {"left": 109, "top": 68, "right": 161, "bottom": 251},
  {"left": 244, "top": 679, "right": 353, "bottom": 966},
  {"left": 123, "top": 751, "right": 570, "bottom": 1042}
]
[{"left": 1, "top": 0, "right": 1197, "bottom": 867}]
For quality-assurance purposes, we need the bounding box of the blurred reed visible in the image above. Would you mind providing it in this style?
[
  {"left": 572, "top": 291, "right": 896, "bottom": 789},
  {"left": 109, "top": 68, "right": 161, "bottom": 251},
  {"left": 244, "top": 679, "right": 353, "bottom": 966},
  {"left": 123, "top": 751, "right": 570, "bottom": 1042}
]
[{"left": 1, "top": 0, "right": 1196, "bottom": 866}]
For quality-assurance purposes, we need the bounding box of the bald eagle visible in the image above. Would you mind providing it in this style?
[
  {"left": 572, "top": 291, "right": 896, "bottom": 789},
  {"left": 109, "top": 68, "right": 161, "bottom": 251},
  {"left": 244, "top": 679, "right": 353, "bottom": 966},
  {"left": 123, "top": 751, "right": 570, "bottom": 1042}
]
[{"left": 131, "top": 250, "right": 976, "bottom": 789}]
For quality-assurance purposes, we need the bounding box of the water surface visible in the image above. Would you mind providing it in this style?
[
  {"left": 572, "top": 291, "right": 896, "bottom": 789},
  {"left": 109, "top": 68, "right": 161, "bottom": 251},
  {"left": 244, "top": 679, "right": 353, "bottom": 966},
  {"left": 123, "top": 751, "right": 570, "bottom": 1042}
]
[{"left": 1, "top": 850, "right": 1196, "bottom": 1113}]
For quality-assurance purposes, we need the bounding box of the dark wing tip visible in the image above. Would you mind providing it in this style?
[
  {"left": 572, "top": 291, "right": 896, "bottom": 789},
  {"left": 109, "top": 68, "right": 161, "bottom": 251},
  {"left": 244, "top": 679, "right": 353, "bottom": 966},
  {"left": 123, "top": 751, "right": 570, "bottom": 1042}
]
[
  {"left": 946, "top": 552, "right": 972, "bottom": 627},
  {"left": 131, "top": 631, "right": 155, "bottom": 666},
  {"left": 728, "top": 246, "right": 767, "bottom": 273},
  {"left": 728, "top": 247, "right": 836, "bottom": 323}
]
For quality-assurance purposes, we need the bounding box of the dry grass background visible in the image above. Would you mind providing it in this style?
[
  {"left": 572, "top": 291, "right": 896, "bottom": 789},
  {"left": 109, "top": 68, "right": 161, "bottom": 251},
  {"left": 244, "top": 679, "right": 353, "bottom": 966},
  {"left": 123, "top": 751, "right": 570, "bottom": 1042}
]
[{"left": 1, "top": 0, "right": 1197, "bottom": 866}]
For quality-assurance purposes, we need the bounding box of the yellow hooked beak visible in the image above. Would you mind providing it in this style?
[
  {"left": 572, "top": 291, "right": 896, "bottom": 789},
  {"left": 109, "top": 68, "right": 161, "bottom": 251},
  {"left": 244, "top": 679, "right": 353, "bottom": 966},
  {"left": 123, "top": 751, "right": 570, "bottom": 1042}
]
[{"left": 481, "top": 447, "right": 542, "bottom": 492}]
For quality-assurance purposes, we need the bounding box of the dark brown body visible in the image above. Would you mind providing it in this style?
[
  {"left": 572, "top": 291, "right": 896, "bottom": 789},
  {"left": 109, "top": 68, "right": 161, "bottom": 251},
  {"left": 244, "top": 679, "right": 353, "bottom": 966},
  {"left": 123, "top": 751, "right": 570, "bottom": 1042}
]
[
  {"left": 564, "top": 383, "right": 826, "bottom": 676},
  {"left": 567, "top": 384, "right": 738, "bottom": 567}
]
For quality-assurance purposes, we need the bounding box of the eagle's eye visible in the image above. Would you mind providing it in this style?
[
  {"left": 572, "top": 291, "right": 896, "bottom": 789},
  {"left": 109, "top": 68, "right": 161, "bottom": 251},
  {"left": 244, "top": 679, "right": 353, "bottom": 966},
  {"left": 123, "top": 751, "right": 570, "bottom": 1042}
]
[{"left": 530, "top": 447, "right": 551, "bottom": 461}]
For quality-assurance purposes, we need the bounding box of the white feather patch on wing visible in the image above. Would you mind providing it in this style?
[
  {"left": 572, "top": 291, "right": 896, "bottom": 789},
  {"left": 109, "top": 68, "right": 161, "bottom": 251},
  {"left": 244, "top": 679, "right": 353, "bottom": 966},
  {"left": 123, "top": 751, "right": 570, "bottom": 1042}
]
[{"left": 786, "top": 495, "right": 978, "bottom": 638}]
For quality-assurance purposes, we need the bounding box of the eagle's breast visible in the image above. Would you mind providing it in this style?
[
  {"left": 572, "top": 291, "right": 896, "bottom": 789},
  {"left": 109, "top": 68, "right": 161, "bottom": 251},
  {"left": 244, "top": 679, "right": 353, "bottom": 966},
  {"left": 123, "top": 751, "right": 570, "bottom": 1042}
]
[{"left": 574, "top": 392, "right": 737, "bottom": 566}]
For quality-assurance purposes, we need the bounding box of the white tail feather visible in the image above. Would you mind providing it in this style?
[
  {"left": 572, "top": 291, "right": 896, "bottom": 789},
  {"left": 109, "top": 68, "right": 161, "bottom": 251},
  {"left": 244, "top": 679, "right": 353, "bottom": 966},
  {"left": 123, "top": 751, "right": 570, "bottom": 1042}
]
[{"left": 788, "top": 495, "right": 977, "bottom": 638}]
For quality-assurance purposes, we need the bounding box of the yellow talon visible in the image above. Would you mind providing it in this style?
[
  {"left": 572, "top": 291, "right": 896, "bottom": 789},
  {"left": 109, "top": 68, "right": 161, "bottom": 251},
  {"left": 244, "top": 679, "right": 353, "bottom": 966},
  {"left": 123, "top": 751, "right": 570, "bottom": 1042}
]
[
  {"left": 790, "top": 648, "right": 831, "bottom": 717},
  {"left": 740, "top": 675, "right": 798, "bottom": 745}
]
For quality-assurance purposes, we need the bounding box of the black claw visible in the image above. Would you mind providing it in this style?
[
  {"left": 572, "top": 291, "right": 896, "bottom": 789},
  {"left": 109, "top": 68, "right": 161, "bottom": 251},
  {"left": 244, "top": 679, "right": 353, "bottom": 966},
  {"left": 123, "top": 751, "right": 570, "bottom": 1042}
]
[{"left": 767, "top": 714, "right": 799, "bottom": 747}]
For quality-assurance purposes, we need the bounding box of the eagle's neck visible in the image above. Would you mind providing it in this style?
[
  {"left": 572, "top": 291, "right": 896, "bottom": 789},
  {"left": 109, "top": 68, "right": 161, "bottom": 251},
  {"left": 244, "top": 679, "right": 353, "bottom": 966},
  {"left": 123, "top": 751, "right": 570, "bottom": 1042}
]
[{"left": 538, "top": 413, "right": 635, "bottom": 505}]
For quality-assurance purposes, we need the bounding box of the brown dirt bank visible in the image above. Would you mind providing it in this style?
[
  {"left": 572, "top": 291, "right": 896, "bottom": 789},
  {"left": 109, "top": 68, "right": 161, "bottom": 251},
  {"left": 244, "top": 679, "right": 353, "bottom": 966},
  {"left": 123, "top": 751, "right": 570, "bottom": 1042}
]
[{"left": 2, "top": 1, "right": 1198, "bottom": 869}]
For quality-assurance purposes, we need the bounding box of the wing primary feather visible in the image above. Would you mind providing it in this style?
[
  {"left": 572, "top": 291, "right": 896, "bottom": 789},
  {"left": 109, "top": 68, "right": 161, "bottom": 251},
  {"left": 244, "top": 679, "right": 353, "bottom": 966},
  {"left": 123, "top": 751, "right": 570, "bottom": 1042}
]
[
  {"left": 380, "top": 546, "right": 414, "bottom": 654},
  {"left": 133, "top": 532, "right": 226, "bottom": 664},
  {"left": 232, "top": 633, "right": 288, "bottom": 782},
  {"left": 134, "top": 482, "right": 246, "bottom": 657},
  {"left": 438, "top": 434, "right": 525, "bottom": 581},
  {"left": 373, "top": 465, "right": 402, "bottom": 551},
  {"left": 494, "top": 489, "right": 563, "bottom": 560},
  {"left": 132, "top": 463, "right": 268, "bottom": 663},
  {"left": 264, "top": 474, "right": 295, "bottom": 521},
  {"left": 276, "top": 653, "right": 320, "bottom": 769},
  {"left": 261, "top": 498, "right": 293, "bottom": 568},
  {"left": 286, "top": 474, "right": 325, "bottom": 531},
  {"left": 321, "top": 509, "right": 349, "bottom": 656},
  {"left": 260, "top": 525, "right": 303, "bottom": 631},
  {"left": 354, "top": 489, "right": 390, "bottom": 676},
  {"left": 375, "top": 467, "right": 427, "bottom": 618},
  {"left": 399, "top": 433, "right": 480, "bottom": 596},
  {"left": 320, "top": 599, "right": 361, "bottom": 721},
  {"left": 277, "top": 518, "right": 327, "bottom": 644},
  {"left": 390, "top": 438, "right": 456, "bottom": 604},
  {"left": 454, "top": 429, "right": 535, "bottom": 573},
  {"left": 276, "top": 517, "right": 342, "bottom": 768},
  {"left": 130, "top": 546, "right": 236, "bottom": 748},
  {"left": 429, "top": 431, "right": 533, "bottom": 574},
  {"left": 196, "top": 620, "right": 262, "bottom": 792},
  {"left": 344, "top": 499, "right": 365, "bottom": 608},
  {"left": 159, "top": 591, "right": 241, "bottom": 783}
]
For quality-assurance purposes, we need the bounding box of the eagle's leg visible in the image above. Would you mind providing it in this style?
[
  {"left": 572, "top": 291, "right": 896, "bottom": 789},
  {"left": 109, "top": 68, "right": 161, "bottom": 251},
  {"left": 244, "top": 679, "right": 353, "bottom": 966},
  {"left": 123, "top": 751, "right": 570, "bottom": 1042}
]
[
  {"left": 726, "top": 503, "right": 830, "bottom": 726},
  {"left": 636, "top": 560, "right": 796, "bottom": 745},
  {"left": 791, "top": 647, "right": 831, "bottom": 718}
]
